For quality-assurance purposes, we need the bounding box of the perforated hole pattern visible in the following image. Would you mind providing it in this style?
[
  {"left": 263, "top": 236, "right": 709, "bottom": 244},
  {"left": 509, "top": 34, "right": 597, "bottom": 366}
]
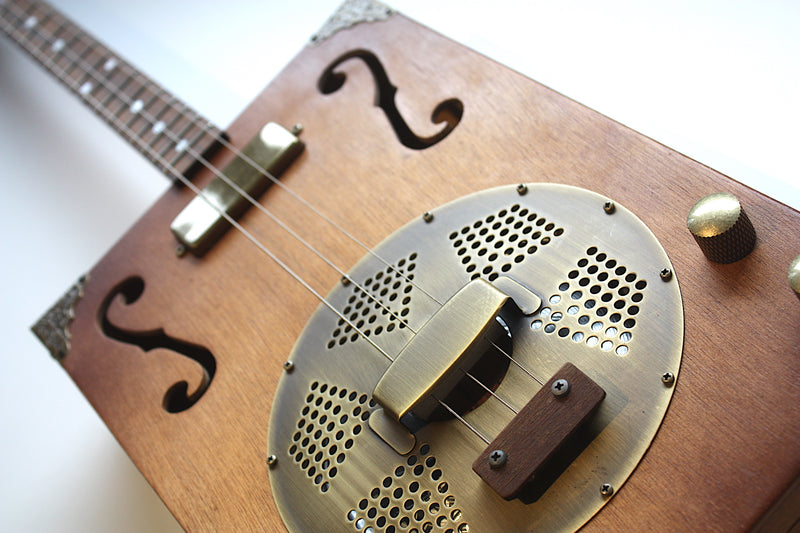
[
  {"left": 346, "top": 443, "right": 469, "bottom": 533},
  {"left": 288, "top": 381, "right": 375, "bottom": 493},
  {"left": 328, "top": 253, "right": 417, "bottom": 349},
  {"left": 530, "top": 246, "right": 647, "bottom": 356},
  {"left": 449, "top": 204, "right": 564, "bottom": 282}
]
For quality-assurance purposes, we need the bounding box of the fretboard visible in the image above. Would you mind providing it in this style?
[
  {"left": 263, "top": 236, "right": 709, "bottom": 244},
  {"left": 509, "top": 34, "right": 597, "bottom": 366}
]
[{"left": 0, "top": 0, "right": 225, "bottom": 180}]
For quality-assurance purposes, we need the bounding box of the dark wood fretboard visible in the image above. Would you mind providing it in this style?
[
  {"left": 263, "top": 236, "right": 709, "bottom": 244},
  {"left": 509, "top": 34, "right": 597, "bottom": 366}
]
[{"left": 0, "top": 0, "right": 224, "bottom": 180}]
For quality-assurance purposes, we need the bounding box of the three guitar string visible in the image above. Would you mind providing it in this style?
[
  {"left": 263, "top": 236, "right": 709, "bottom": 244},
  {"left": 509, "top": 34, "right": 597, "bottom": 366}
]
[{"left": 3, "top": 2, "right": 549, "bottom": 446}]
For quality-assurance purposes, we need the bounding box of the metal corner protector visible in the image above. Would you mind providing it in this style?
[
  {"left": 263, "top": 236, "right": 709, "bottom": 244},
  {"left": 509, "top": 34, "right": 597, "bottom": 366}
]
[
  {"left": 31, "top": 275, "right": 88, "bottom": 361},
  {"left": 310, "top": 0, "right": 395, "bottom": 44}
]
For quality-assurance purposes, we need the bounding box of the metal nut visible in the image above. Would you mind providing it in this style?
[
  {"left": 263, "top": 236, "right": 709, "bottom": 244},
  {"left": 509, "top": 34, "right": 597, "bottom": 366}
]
[{"left": 551, "top": 378, "right": 570, "bottom": 396}]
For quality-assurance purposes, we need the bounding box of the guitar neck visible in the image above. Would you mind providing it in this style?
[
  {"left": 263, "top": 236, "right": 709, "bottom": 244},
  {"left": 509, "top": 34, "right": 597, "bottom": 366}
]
[{"left": 0, "top": 0, "right": 224, "bottom": 180}]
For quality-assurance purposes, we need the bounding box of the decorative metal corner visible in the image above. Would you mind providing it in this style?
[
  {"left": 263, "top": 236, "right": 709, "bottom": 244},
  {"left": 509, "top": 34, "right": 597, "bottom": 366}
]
[
  {"left": 31, "top": 275, "right": 87, "bottom": 362},
  {"left": 310, "top": 0, "right": 395, "bottom": 45}
]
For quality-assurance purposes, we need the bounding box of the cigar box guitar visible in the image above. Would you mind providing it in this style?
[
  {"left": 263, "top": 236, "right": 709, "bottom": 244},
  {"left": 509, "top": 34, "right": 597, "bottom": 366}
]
[{"left": 2, "top": 1, "right": 798, "bottom": 531}]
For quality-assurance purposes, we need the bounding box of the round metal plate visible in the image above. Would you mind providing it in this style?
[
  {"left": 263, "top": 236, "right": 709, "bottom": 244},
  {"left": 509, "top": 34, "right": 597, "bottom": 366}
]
[{"left": 268, "top": 184, "right": 683, "bottom": 532}]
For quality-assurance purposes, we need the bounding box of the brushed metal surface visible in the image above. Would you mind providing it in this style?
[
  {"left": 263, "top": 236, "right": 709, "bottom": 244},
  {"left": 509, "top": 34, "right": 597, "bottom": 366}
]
[{"left": 268, "top": 183, "right": 684, "bottom": 532}]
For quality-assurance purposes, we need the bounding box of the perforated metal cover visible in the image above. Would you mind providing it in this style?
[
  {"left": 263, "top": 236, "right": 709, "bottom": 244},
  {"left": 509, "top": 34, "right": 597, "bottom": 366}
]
[{"left": 268, "top": 184, "right": 683, "bottom": 532}]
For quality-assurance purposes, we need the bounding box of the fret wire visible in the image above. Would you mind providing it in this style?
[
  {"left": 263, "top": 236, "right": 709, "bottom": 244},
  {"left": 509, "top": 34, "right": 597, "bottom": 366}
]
[
  {"left": 168, "top": 118, "right": 201, "bottom": 166},
  {"left": 159, "top": 112, "right": 192, "bottom": 158},
  {"left": 175, "top": 124, "right": 211, "bottom": 164},
  {"left": 64, "top": 32, "right": 91, "bottom": 80},
  {"left": 81, "top": 44, "right": 110, "bottom": 90},
  {"left": 35, "top": 11, "right": 62, "bottom": 61},
  {"left": 104, "top": 71, "right": 135, "bottom": 115},
  {"left": 27, "top": 6, "right": 51, "bottom": 52},
  {"left": 114, "top": 77, "right": 148, "bottom": 122},
  {"left": 141, "top": 95, "right": 173, "bottom": 147},
  {"left": 131, "top": 84, "right": 166, "bottom": 137},
  {"left": 151, "top": 105, "right": 183, "bottom": 155},
  {"left": 99, "top": 68, "right": 132, "bottom": 110}
]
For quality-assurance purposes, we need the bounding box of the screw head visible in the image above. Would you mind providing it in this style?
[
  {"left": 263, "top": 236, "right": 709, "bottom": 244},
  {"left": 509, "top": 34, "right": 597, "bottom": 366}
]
[
  {"left": 175, "top": 244, "right": 187, "bottom": 257},
  {"left": 551, "top": 378, "right": 570, "bottom": 396},
  {"left": 661, "top": 372, "right": 675, "bottom": 386},
  {"left": 660, "top": 268, "right": 673, "bottom": 281},
  {"left": 423, "top": 211, "right": 434, "bottom": 223},
  {"left": 291, "top": 123, "right": 303, "bottom": 135},
  {"left": 603, "top": 201, "right": 616, "bottom": 214},
  {"left": 488, "top": 449, "right": 507, "bottom": 469},
  {"left": 516, "top": 183, "right": 528, "bottom": 195},
  {"left": 267, "top": 454, "right": 278, "bottom": 468},
  {"left": 600, "top": 483, "right": 614, "bottom": 497},
  {"left": 283, "top": 361, "right": 294, "bottom": 372},
  {"left": 341, "top": 275, "right": 351, "bottom": 286}
]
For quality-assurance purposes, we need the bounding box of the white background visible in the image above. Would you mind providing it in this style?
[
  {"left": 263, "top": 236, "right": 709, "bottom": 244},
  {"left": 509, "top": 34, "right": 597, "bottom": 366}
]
[{"left": 1, "top": 1, "right": 798, "bottom": 531}]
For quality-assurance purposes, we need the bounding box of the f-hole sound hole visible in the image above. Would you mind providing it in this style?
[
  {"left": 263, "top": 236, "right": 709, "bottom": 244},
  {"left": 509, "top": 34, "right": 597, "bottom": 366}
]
[
  {"left": 98, "top": 276, "right": 216, "bottom": 413},
  {"left": 318, "top": 49, "right": 463, "bottom": 150}
]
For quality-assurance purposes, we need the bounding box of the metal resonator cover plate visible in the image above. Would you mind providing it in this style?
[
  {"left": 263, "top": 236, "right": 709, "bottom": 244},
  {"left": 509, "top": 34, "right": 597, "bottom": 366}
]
[{"left": 268, "top": 184, "right": 684, "bottom": 532}]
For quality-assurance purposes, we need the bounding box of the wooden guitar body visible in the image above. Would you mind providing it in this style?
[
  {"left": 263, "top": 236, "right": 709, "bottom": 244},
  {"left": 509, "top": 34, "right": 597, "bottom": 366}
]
[{"left": 13, "top": 6, "right": 800, "bottom": 533}]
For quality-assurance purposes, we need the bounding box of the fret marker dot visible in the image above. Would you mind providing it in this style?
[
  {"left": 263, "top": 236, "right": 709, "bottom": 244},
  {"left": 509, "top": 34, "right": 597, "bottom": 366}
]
[
  {"left": 103, "top": 58, "right": 117, "bottom": 72},
  {"left": 24, "top": 16, "right": 37, "bottom": 29},
  {"left": 79, "top": 82, "right": 93, "bottom": 96},
  {"left": 152, "top": 121, "right": 165, "bottom": 134},
  {"left": 129, "top": 100, "right": 143, "bottom": 114},
  {"left": 175, "top": 139, "right": 189, "bottom": 153},
  {"left": 52, "top": 39, "right": 65, "bottom": 53}
]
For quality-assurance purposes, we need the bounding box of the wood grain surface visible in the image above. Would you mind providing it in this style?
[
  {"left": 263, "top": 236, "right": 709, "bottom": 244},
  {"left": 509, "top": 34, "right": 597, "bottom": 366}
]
[
  {"left": 473, "top": 363, "right": 606, "bottom": 500},
  {"left": 60, "top": 13, "right": 799, "bottom": 532}
]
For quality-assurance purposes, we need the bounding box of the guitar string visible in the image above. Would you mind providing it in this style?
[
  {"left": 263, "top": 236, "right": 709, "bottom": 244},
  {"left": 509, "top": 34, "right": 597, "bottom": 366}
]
[
  {"left": 2, "top": 2, "right": 538, "bottom": 436},
  {"left": 0, "top": 2, "right": 417, "bottom": 337},
  {"left": 434, "top": 396, "right": 490, "bottom": 444}
]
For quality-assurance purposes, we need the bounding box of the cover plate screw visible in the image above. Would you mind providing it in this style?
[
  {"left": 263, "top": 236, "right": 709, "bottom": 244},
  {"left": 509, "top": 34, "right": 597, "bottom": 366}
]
[
  {"left": 603, "top": 201, "right": 616, "bottom": 214},
  {"left": 291, "top": 123, "right": 303, "bottom": 135},
  {"left": 267, "top": 455, "right": 278, "bottom": 468},
  {"left": 423, "top": 211, "right": 434, "bottom": 223},
  {"left": 661, "top": 372, "right": 675, "bottom": 386},
  {"left": 551, "top": 378, "right": 570, "bottom": 396},
  {"left": 488, "top": 449, "right": 507, "bottom": 469},
  {"left": 175, "top": 244, "right": 187, "bottom": 257},
  {"left": 516, "top": 183, "right": 528, "bottom": 195},
  {"left": 660, "top": 268, "right": 673, "bottom": 281},
  {"left": 600, "top": 483, "right": 614, "bottom": 497},
  {"left": 283, "top": 361, "right": 294, "bottom": 372}
]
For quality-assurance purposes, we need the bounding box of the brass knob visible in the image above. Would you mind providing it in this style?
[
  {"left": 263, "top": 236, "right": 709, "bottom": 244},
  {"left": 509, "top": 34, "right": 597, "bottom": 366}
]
[
  {"left": 790, "top": 255, "right": 800, "bottom": 299},
  {"left": 687, "top": 193, "right": 756, "bottom": 263}
]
